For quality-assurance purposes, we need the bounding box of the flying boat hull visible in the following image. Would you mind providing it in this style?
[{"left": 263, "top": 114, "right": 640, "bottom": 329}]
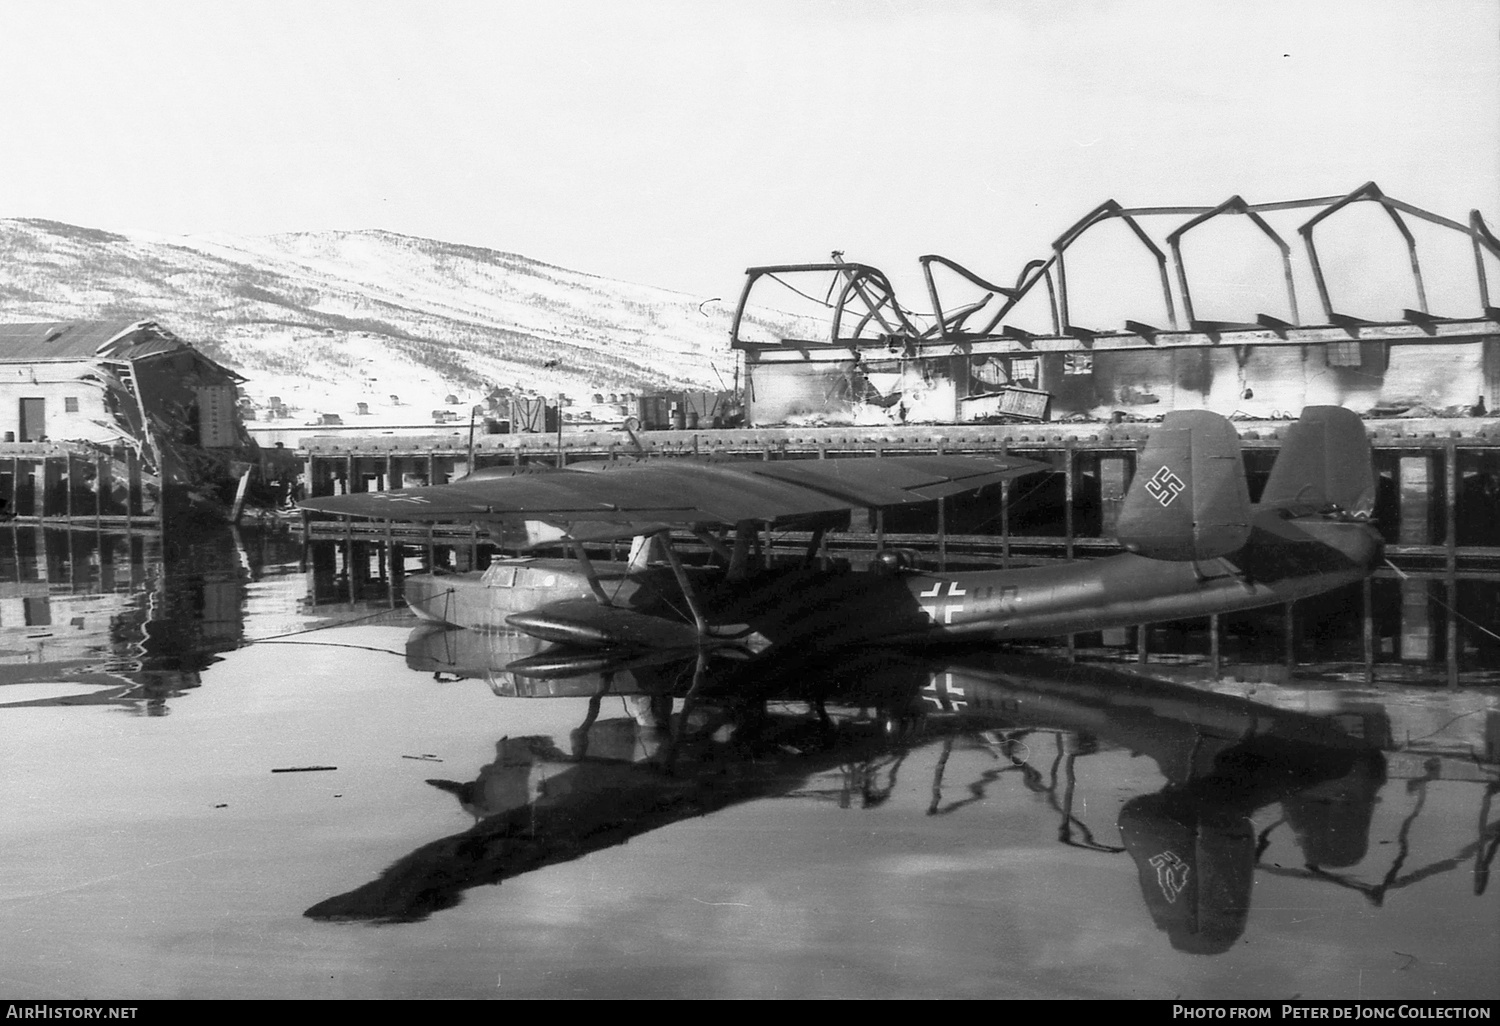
[{"left": 402, "top": 558, "right": 715, "bottom": 632}]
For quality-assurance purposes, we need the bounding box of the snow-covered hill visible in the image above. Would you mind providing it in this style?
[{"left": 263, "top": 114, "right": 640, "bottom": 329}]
[{"left": 0, "top": 218, "right": 809, "bottom": 423}]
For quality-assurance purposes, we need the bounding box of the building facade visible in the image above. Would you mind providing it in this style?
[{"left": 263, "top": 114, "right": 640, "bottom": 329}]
[{"left": 0, "top": 320, "right": 257, "bottom": 516}]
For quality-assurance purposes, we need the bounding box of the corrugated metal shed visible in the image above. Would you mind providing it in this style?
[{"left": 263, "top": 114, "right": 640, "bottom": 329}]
[{"left": 0, "top": 320, "right": 189, "bottom": 363}]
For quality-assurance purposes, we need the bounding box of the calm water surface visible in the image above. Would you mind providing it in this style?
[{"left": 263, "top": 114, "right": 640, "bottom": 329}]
[{"left": 0, "top": 527, "right": 1495, "bottom": 1000}]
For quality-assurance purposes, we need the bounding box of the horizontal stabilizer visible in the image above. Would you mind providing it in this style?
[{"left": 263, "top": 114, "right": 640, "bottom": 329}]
[
  {"left": 1259, "top": 406, "right": 1374, "bottom": 515},
  {"left": 1116, "top": 410, "right": 1251, "bottom": 561}
]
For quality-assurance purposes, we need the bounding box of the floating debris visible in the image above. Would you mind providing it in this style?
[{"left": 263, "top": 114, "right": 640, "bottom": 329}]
[
  {"left": 402, "top": 755, "right": 443, "bottom": 762},
  {"left": 271, "top": 766, "right": 337, "bottom": 773}
]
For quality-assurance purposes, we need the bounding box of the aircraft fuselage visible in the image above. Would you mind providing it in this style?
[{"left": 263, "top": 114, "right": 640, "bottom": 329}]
[
  {"left": 887, "top": 513, "right": 1381, "bottom": 643},
  {"left": 399, "top": 509, "right": 1380, "bottom": 652},
  {"left": 724, "top": 510, "right": 1382, "bottom": 649}
]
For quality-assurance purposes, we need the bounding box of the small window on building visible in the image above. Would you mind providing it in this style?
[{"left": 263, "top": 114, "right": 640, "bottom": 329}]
[
  {"left": 1325, "top": 341, "right": 1391, "bottom": 372},
  {"left": 970, "top": 357, "right": 1009, "bottom": 389},
  {"left": 64, "top": 397, "right": 79, "bottom": 413},
  {"left": 1009, "top": 357, "right": 1040, "bottom": 385},
  {"left": 1326, "top": 342, "right": 1362, "bottom": 367},
  {"left": 1064, "top": 353, "right": 1093, "bottom": 376}
]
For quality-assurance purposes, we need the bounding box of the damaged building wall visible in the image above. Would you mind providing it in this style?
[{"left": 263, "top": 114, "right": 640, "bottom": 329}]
[
  {"left": 744, "top": 334, "right": 1499, "bottom": 425},
  {"left": 118, "top": 349, "right": 258, "bottom": 490},
  {"left": 0, "top": 360, "right": 126, "bottom": 444},
  {"left": 746, "top": 353, "right": 961, "bottom": 426},
  {"left": 747, "top": 360, "right": 864, "bottom": 425},
  {"left": 858, "top": 355, "right": 961, "bottom": 424},
  {"left": 1486, "top": 338, "right": 1500, "bottom": 410},
  {"left": 1080, "top": 337, "right": 1494, "bottom": 419}
]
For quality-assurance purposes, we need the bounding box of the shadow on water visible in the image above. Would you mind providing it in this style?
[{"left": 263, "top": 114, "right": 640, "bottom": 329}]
[{"left": 309, "top": 631, "right": 1500, "bottom": 956}]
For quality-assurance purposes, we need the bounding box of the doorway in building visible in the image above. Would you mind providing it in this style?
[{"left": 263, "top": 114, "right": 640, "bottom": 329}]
[{"left": 19, "top": 398, "right": 45, "bottom": 442}]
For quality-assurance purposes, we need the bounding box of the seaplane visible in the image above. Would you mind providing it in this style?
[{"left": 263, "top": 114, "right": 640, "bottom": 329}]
[{"left": 299, "top": 405, "right": 1383, "bottom": 653}]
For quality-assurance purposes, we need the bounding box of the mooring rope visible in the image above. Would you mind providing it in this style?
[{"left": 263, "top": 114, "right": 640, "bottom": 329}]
[
  {"left": 240, "top": 605, "right": 416, "bottom": 655},
  {"left": 1384, "top": 558, "right": 1500, "bottom": 644}
]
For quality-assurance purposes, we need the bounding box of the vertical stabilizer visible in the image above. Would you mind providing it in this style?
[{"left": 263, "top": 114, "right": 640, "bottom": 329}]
[
  {"left": 1116, "top": 410, "right": 1251, "bottom": 561},
  {"left": 1259, "top": 406, "right": 1374, "bottom": 515}
]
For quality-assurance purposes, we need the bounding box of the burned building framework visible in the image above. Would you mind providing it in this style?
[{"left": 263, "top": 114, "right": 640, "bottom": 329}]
[{"left": 730, "top": 183, "right": 1500, "bottom": 427}]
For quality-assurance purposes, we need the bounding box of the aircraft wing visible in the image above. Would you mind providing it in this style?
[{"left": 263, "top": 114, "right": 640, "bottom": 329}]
[{"left": 299, "top": 453, "right": 1045, "bottom": 535}]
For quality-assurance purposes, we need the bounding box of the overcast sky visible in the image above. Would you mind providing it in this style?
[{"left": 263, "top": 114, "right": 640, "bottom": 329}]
[{"left": 2, "top": 0, "right": 1496, "bottom": 306}]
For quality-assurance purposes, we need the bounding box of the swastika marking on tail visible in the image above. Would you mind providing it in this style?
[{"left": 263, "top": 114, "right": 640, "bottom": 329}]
[
  {"left": 1144, "top": 465, "right": 1186, "bottom": 507},
  {"left": 1148, "top": 850, "right": 1190, "bottom": 903}
]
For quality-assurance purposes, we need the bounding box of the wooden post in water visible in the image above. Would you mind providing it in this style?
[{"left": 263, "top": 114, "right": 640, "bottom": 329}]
[
  {"left": 390, "top": 516, "right": 402, "bottom": 606},
  {"left": 1398, "top": 454, "right": 1434, "bottom": 663},
  {"left": 1444, "top": 439, "right": 1459, "bottom": 690},
  {"left": 1063, "top": 439, "right": 1075, "bottom": 560},
  {"left": 1063, "top": 440, "right": 1075, "bottom": 658},
  {"left": 1446, "top": 576, "right": 1460, "bottom": 690},
  {"left": 936, "top": 496, "right": 946, "bottom": 571},
  {"left": 1209, "top": 613, "right": 1221, "bottom": 680},
  {"left": 1283, "top": 601, "right": 1296, "bottom": 672},
  {"left": 1000, "top": 479, "right": 1010, "bottom": 569},
  {"left": 936, "top": 440, "right": 946, "bottom": 570},
  {"left": 1099, "top": 453, "right": 1130, "bottom": 538},
  {"left": 229, "top": 468, "right": 252, "bottom": 524},
  {"left": 126, "top": 448, "right": 138, "bottom": 526}
]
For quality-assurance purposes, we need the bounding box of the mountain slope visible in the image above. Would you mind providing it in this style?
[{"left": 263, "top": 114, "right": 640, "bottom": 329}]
[{"left": 0, "top": 218, "right": 806, "bottom": 421}]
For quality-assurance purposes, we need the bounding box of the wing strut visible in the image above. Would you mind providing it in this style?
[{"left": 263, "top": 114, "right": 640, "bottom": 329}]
[
  {"left": 692, "top": 528, "right": 734, "bottom": 563},
  {"left": 655, "top": 529, "right": 709, "bottom": 636},
  {"left": 568, "top": 540, "right": 613, "bottom": 606},
  {"left": 803, "top": 525, "right": 827, "bottom": 568},
  {"left": 728, "top": 521, "right": 756, "bottom": 581}
]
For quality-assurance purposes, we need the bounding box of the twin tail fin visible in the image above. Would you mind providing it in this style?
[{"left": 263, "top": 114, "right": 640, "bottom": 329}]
[
  {"left": 1116, "top": 410, "right": 1251, "bottom": 562},
  {"left": 1258, "top": 406, "right": 1374, "bottom": 516},
  {"left": 1115, "top": 405, "right": 1374, "bottom": 562}
]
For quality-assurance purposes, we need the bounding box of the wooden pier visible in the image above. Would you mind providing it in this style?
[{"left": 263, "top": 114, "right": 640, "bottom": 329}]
[{"left": 0, "top": 442, "right": 160, "bottom": 528}]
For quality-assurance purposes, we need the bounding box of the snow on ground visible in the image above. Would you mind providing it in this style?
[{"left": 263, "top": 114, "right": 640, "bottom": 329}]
[{"left": 2, "top": 219, "right": 825, "bottom": 422}]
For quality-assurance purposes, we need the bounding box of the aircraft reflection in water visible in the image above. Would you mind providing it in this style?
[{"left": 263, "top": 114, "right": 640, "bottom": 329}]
[{"left": 304, "top": 631, "right": 1452, "bottom": 957}]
